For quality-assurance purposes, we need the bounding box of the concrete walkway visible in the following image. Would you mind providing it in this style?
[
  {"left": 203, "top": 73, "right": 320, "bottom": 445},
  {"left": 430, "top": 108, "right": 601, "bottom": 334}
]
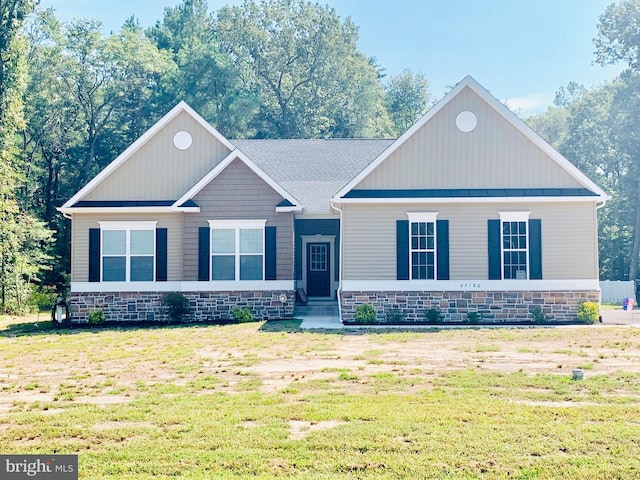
[{"left": 299, "top": 314, "right": 344, "bottom": 330}]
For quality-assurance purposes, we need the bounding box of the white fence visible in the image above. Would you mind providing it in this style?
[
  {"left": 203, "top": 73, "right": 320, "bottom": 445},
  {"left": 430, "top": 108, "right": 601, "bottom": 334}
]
[{"left": 599, "top": 280, "right": 635, "bottom": 303}]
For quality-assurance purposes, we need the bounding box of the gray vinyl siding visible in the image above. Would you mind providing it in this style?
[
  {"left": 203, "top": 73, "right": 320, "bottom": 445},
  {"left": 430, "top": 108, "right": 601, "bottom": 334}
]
[
  {"left": 342, "top": 202, "right": 598, "bottom": 280},
  {"left": 71, "top": 213, "right": 183, "bottom": 282},
  {"left": 84, "top": 111, "right": 231, "bottom": 201},
  {"left": 357, "top": 86, "right": 583, "bottom": 190},
  {"left": 183, "top": 159, "right": 294, "bottom": 280}
]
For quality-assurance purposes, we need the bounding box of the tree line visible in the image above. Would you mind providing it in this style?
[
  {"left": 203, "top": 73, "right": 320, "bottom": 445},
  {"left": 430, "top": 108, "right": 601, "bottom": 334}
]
[{"left": 0, "top": 0, "right": 637, "bottom": 313}]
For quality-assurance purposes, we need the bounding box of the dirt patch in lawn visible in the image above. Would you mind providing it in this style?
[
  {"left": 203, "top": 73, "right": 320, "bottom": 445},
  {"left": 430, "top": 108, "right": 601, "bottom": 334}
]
[{"left": 1, "top": 315, "right": 640, "bottom": 413}]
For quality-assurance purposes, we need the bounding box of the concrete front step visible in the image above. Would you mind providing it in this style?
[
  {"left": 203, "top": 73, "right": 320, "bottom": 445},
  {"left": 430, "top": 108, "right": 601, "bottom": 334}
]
[{"left": 295, "top": 305, "right": 340, "bottom": 316}]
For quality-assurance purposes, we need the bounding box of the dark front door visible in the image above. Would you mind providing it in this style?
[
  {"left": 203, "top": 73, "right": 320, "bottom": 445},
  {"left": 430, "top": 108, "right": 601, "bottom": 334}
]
[{"left": 307, "top": 242, "right": 330, "bottom": 297}]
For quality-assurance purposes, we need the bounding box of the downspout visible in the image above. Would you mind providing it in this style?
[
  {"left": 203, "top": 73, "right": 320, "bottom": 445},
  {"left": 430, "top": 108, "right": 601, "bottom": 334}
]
[{"left": 330, "top": 200, "right": 343, "bottom": 323}]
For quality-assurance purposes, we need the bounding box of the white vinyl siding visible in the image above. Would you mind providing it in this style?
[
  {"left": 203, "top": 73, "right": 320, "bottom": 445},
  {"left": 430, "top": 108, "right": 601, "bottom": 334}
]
[
  {"left": 342, "top": 202, "right": 598, "bottom": 281},
  {"left": 356, "top": 86, "right": 584, "bottom": 191}
]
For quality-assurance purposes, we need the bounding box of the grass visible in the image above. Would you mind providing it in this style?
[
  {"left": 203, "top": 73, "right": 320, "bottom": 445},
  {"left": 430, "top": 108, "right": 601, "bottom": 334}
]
[{"left": 2, "top": 314, "right": 640, "bottom": 478}]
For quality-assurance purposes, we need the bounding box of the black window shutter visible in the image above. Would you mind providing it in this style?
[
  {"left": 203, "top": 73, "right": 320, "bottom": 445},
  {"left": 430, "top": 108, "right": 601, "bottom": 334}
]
[
  {"left": 436, "top": 219, "right": 450, "bottom": 280},
  {"left": 198, "top": 227, "right": 210, "bottom": 281},
  {"left": 89, "top": 228, "right": 100, "bottom": 282},
  {"left": 265, "top": 226, "right": 277, "bottom": 280},
  {"left": 156, "top": 228, "right": 168, "bottom": 282},
  {"left": 529, "top": 219, "right": 542, "bottom": 280},
  {"left": 488, "top": 219, "right": 501, "bottom": 280},
  {"left": 396, "top": 220, "right": 409, "bottom": 280}
]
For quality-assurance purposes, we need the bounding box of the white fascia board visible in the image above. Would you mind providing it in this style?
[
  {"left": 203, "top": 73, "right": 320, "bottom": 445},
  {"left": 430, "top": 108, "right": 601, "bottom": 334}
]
[
  {"left": 334, "top": 196, "right": 603, "bottom": 205},
  {"left": 333, "top": 75, "right": 609, "bottom": 202},
  {"left": 276, "top": 205, "right": 304, "bottom": 213},
  {"left": 57, "top": 206, "right": 188, "bottom": 214},
  {"left": 341, "top": 279, "right": 601, "bottom": 292},
  {"left": 62, "top": 101, "right": 233, "bottom": 209},
  {"left": 173, "top": 149, "right": 302, "bottom": 210},
  {"left": 71, "top": 280, "right": 296, "bottom": 293}
]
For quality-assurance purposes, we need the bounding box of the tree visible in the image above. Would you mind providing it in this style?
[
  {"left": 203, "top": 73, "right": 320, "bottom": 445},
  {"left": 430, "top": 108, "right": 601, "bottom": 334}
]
[
  {"left": 215, "top": 0, "right": 393, "bottom": 138},
  {"left": 384, "top": 69, "right": 431, "bottom": 135},
  {"left": 147, "top": 0, "right": 255, "bottom": 137},
  {"left": 0, "top": 0, "right": 54, "bottom": 313},
  {"left": 595, "top": 0, "right": 640, "bottom": 69},
  {"left": 594, "top": 0, "right": 640, "bottom": 280}
]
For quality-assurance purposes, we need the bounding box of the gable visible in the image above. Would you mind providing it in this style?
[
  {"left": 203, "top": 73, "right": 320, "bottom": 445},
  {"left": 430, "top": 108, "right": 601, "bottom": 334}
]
[
  {"left": 81, "top": 109, "right": 232, "bottom": 202},
  {"left": 355, "top": 85, "right": 582, "bottom": 191},
  {"left": 192, "top": 158, "right": 287, "bottom": 213}
]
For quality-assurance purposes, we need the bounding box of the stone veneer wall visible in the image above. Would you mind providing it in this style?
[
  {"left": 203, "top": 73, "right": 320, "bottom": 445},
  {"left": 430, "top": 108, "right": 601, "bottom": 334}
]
[
  {"left": 70, "top": 291, "right": 295, "bottom": 323},
  {"left": 340, "top": 290, "right": 601, "bottom": 324}
]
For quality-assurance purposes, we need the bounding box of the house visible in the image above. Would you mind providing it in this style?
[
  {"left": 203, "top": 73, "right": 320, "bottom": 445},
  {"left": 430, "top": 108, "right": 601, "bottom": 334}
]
[{"left": 58, "top": 76, "right": 608, "bottom": 324}]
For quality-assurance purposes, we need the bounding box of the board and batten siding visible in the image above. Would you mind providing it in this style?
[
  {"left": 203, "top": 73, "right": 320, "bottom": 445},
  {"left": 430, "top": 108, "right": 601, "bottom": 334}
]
[
  {"left": 183, "top": 158, "right": 294, "bottom": 281},
  {"left": 84, "top": 111, "right": 231, "bottom": 201},
  {"left": 342, "top": 202, "right": 598, "bottom": 280},
  {"left": 71, "top": 213, "right": 183, "bottom": 282},
  {"left": 356, "top": 86, "right": 583, "bottom": 190}
]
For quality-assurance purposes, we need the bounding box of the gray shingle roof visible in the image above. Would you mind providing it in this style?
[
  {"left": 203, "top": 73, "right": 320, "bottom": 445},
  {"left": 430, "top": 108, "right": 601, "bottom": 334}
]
[{"left": 231, "top": 139, "right": 395, "bottom": 214}]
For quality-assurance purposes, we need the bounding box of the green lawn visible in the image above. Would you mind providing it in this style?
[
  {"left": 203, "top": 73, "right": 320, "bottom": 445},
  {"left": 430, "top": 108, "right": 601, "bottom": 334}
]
[{"left": 1, "top": 317, "right": 640, "bottom": 479}]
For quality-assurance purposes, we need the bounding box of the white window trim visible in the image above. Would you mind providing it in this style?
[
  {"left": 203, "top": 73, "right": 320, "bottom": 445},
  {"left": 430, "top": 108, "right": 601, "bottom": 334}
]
[
  {"left": 498, "top": 211, "right": 530, "bottom": 280},
  {"left": 98, "top": 221, "right": 158, "bottom": 282},
  {"left": 208, "top": 219, "right": 267, "bottom": 281},
  {"left": 407, "top": 212, "right": 439, "bottom": 280}
]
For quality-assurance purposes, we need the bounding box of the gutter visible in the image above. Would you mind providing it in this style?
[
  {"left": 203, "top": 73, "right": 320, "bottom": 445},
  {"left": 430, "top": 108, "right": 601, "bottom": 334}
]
[{"left": 330, "top": 200, "right": 344, "bottom": 324}]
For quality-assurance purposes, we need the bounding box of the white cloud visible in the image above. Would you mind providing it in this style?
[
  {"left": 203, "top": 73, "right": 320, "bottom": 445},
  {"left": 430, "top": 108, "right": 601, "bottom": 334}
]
[{"left": 502, "top": 92, "right": 554, "bottom": 116}]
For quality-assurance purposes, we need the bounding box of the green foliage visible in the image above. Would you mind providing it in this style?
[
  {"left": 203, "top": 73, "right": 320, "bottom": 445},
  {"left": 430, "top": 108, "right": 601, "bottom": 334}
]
[
  {"left": 162, "top": 292, "right": 191, "bottom": 323},
  {"left": 424, "top": 308, "right": 444, "bottom": 323},
  {"left": 577, "top": 301, "right": 600, "bottom": 324},
  {"left": 531, "top": 306, "right": 549, "bottom": 324},
  {"left": 466, "top": 312, "right": 483, "bottom": 324},
  {"left": 215, "top": 0, "right": 393, "bottom": 138},
  {"left": 232, "top": 307, "right": 253, "bottom": 323},
  {"left": 385, "top": 308, "right": 404, "bottom": 323},
  {"left": 594, "top": 0, "right": 640, "bottom": 69},
  {"left": 384, "top": 69, "right": 431, "bottom": 135},
  {"left": 28, "top": 286, "right": 57, "bottom": 313},
  {"left": 87, "top": 309, "right": 105, "bottom": 325},
  {"left": 354, "top": 303, "right": 376, "bottom": 323}
]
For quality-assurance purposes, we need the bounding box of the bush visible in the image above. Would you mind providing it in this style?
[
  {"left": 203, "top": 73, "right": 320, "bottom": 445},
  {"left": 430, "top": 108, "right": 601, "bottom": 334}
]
[
  {"left": 88, "top": 309, "right": 105, "bottom": 326},
  {"left": 577, "top": 301, "right": 599, "bottom": 324},
  {"left": 466, "top": 311, "right": 483, "bottom": 324},
  {"left": 29, "top": 286, "right": 58, "bottom": 313},
  {"left": 162, "top": 292, "right": 191, "bottom": 323},
  {"left": 385, "top": 308, "right": 404, "bottom": 323},
  {"left": 232, "top": 307, "right": 253, "bottom": 323},
  {"left": 354, "top": 303, "right": 376, "bottom": 323},
  {"left": 424, "top": 308, "right": 443, "bottom": 323},
  {"left": 531, "top": 306, "right": 549, "bottom": 324}
]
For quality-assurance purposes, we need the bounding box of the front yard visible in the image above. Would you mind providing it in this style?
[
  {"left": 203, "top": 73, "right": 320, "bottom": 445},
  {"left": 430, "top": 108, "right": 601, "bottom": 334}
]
[{"left": 1, "top": 316, "right": 640, "bottom": 478}]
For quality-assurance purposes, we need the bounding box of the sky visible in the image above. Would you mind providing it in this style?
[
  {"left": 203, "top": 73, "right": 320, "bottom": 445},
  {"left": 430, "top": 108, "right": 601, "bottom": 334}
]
[{"left": 38, "top": 0, "right": 624, "bottom": 115}]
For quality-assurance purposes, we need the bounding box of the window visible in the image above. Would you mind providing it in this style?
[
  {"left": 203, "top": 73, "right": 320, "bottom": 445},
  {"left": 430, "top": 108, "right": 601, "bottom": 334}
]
[
  {"left": 209, "top": 220, "right": 265, "bottom": 281},
  {"left": 499, "top": 212, "right": 530, "bottom": 280},
  {"left": 99, "top": 222, "right": 156, "bottom": 282},
  {"left": 407, "top": 213, "right": 438, "bottom": 280}
]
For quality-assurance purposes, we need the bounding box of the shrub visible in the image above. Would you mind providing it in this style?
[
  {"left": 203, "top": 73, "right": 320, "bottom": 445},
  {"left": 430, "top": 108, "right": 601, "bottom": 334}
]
[
  {"left": 162, "top": 292, "right": 191, "bottom": 323},
  {"left": 385, "top": 308, "right": 405, "bottom": 323},
  {"left": 577, "top": 301, "right": 599, "bottom": 324},
  {"left": 29, "top": 286, "right": 58, "bottom": 313},
  {"left": 531, "top": 306, "right": 549, "bottom": 324},
  {"left": 88, "top": 309, "right": 105, "bottom": 326},
  {"left": 232, "top": 307, "right": 253, "bottom": 323},
  {"left": 466, "top": 311, "right": 483, "bottom": 324},
  {"left": 424, "top": 308, "right": 444, "bottom": 323},
  {"left": 354, "top": 303, "right": 376, "bottom": 323}
]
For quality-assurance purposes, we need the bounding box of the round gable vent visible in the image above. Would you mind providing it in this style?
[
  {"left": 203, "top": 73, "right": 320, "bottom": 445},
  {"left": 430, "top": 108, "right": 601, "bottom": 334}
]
[
  {"left": 455, "top": 111, "right": 477, "bottom": 133},
  {"left": 173, "top": 131, "right": 193, "bottom": 150}
]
